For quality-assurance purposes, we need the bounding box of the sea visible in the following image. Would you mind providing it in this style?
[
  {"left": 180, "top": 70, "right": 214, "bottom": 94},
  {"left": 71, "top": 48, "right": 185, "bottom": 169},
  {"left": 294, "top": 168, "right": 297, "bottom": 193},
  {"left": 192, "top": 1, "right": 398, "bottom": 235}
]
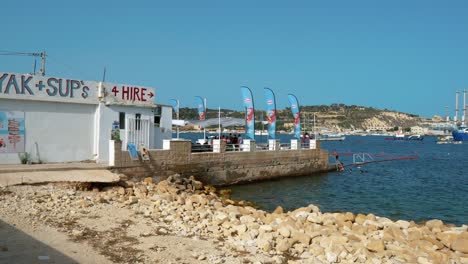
[{"left": 176, "top": 132, "right": 468, "bottom": 226}]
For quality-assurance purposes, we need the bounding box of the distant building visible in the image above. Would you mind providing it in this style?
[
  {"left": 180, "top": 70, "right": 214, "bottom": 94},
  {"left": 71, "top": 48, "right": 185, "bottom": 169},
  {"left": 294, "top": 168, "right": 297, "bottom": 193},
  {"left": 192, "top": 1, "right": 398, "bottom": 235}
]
[
  {"left": 410, "top": 126, "right": 428, "bottom": 135},
  {"left": 0, "top": 72, "right": 172, "bottom": 164}
]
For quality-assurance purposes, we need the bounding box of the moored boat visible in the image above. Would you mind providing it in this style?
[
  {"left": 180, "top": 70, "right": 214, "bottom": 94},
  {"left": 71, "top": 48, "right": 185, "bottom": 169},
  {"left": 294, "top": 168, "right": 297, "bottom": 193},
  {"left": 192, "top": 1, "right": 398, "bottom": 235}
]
[
  {"left": 317, "top": 134, "right": 346, "bottom": 141},
  {"left": 436, "top": 135, "right": 462, "bottom": 144},
  {"left": 407, "top": 135, "right": 424, "bottom": 141},
  {"left": 452, "top": 127, "right": 468, "bottom": 141}
]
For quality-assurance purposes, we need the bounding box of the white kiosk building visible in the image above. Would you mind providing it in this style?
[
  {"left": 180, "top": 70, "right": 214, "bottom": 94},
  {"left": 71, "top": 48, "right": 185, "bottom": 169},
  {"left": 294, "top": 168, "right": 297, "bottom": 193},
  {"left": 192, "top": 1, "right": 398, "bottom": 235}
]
[{"left": 0, "top": 72, "right": 172, "bottom": 164}]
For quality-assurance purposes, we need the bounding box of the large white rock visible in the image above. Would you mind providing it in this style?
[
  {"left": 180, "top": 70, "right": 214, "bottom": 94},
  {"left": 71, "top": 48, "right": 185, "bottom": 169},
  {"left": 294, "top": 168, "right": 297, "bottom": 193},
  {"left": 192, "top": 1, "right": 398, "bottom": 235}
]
[
  {"left": 240, "top": 215, "right": 255, "bottom": 224},
  {"left": 278, "top": 227, "right": 291, "bottom": 238},
  {"left": 395, "top": 220, "right": 411, "bottom": 229}
]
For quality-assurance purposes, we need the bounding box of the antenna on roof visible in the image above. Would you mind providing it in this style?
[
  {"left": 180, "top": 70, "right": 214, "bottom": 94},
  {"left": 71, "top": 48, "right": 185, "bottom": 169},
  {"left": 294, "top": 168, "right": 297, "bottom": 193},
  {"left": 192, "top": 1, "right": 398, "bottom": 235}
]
[{"left": 102, "top": 67, "right": 107, "bottom": 82}]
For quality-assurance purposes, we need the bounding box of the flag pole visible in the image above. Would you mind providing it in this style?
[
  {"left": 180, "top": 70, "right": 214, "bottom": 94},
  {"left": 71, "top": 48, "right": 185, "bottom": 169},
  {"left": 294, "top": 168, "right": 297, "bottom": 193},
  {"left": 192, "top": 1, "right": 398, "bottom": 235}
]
[
  {"left": 218, "top": 106, "right": 221, "bottom": 139},
  {"left": 176, "top": 99, "right": 180, "bottom": 139},
  {"left": 204, "top": 98, "right": 207, "bottom": 140}
]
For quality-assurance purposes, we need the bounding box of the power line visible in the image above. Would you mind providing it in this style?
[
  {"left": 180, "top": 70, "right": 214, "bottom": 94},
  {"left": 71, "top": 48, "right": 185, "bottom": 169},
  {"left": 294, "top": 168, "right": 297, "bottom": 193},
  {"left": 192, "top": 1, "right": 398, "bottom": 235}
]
[
  {"left": 0, "top": 50, "right": 41, "bottom": 57},
  {"left": 0, "top": 50, "right": 46, "bottom": 76}
]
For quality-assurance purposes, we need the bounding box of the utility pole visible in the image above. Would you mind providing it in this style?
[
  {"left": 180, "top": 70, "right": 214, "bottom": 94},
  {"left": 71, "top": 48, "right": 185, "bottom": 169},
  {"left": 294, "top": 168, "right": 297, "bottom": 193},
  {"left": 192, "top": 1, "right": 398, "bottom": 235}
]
[
  {"left": 0, "top": 50, "right": 46, "bottom": 76},
  {"left": 40, "top": 51, "right": 46, "bottom": 76}
]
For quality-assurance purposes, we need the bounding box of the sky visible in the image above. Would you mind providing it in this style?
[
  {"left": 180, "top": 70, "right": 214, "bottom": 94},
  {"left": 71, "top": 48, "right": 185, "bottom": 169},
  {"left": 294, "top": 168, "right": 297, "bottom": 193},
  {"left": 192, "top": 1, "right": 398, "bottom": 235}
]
[{"left": 2, "top": 0, "right": 468, "bottom": 118}]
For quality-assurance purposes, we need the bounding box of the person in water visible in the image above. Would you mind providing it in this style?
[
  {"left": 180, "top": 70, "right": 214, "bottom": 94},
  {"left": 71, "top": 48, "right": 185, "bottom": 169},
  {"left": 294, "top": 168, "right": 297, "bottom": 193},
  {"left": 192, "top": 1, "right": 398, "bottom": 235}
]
[
  {"left": 337, "top": 162, "right": 344, "bottom": 172},
  {"left": 333, "top": 149, "right": 339, "bottom": 161}
]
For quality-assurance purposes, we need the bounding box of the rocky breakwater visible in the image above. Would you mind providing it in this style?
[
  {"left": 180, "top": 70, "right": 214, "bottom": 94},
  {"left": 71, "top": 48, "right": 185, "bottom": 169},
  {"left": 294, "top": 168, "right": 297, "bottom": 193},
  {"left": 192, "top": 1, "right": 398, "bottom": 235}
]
[
  {"left": 1, "top": 175, "right": 467, "bottom": 263},
  {"left": 130, "top": 175, "right": 468, "bottom": 263}
]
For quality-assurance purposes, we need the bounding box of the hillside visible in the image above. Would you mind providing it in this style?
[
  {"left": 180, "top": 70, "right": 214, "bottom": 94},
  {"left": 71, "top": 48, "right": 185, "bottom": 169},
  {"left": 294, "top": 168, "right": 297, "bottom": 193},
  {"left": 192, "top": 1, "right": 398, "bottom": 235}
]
[{"left": 176, "top": 104, "right": 422, "bottom": 132}]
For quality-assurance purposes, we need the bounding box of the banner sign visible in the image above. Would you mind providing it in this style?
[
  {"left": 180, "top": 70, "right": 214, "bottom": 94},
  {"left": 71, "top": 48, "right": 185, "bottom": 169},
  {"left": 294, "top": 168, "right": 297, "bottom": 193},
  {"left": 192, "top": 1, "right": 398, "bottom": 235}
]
[
  {"left": 241, "top": 86, "right": 255, "bottom": 140},
  {"left": 102, "top": 82, "right": 155, "bottom": 107},
  {"left": 195, "top": 96, "right": 206, "bottom": 121},
  {"left": 127, "top": 143, "right": 139, "bottom": 160},
  {"left": 0, "top": 111, "right": 25, "bottom": 153},
  {"left": 288, "top": 94, "right": 301, "bottom": 140},
  {"left": 0, "top": 72, "right": 99, "bottom": 104},
  {"left": 0, "top": 72, "right": 155, "bottom": 107},
  {"left": 264, "top": 87, "right": 277, "bottom": 139}
]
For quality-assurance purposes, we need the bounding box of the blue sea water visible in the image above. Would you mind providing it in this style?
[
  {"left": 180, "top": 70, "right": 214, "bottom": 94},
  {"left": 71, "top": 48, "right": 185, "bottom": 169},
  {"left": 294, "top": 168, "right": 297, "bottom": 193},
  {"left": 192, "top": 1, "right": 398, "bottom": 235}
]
[{"left": 177, "top": 133, "right": 468, "bottom": 226}]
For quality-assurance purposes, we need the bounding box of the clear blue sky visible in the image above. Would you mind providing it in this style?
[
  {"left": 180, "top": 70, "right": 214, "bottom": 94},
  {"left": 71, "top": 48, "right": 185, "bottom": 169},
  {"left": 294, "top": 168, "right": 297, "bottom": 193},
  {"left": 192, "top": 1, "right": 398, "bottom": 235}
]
[{"left": 2, "top": 0, "right": 468, "bottom": 117}]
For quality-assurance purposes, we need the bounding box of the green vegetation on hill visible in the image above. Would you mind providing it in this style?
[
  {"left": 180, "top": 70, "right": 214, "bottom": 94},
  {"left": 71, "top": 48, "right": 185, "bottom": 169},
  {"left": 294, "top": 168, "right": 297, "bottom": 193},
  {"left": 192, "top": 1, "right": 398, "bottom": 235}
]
[{"left": 175, "top": 104, "right": 422, "bottom": 131}]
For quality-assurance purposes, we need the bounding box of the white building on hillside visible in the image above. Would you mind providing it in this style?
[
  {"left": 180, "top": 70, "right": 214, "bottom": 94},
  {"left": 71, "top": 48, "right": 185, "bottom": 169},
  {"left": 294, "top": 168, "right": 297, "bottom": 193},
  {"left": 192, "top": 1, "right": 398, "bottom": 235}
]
[
  {"left": 410, "top": 126, "right": 428, "bottom": 135},
  {"left": 0, "top": 72, "right": 172, "bottom": 164}
]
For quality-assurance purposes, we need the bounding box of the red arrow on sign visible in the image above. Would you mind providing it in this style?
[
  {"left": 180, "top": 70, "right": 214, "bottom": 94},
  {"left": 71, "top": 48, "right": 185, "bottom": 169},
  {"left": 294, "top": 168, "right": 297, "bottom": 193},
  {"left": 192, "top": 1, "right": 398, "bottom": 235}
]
[{"left": 148, "top": 92, "right": 154, "bottom": 98}]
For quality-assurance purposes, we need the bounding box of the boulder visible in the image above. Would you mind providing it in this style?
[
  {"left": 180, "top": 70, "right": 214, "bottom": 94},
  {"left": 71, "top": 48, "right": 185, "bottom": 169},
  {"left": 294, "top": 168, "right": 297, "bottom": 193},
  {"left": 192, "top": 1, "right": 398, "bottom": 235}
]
[
  {"left": 240, "top": 215, "right": 255, "bottom": 224},
  {"left": 278, "top": 227, "right": 291, "bottom": 238},
  {"left": 309, "top": 244, "right": 324, "bottom": 256},
  {"left": 259, "top": 225, "right": 273, "bottom": 233},
  {"left": 156, "top": 180, "right": 179, "bottom": 195},
  {"left": 395, "top": 220, "right": 411, "bottom": 229},
  {"left": 306, "top": 213, "right": 322, "bottom": 224},
  {"left": 342, "top": 212, "right": 355, "bottom": 222},
  {"left": 291, "top": 231, "right": 311, "bottom": 245},
  {"left": 272, "top": 206, "right": 284, "bottom": 214},
  {"left": 436, "top": 231, "right": 459, "bottom": 248},
  {"left": 128, "top": 196, "right": 138, "bottom": 205},
  {"left": 276, "top": 239, "right": 291, "bottom": 253},
  {"left": 451, "top": 239, "right": 468, "bottom": 253},
  {"left": 407, "top": 228, "right": 423, "bottom": 241},
  {"left": 325, "top": 251, "right": 338, "bottom": 263},
  {"left": 366, "top": 239, "right": 385, "bottom": 252},
  {"left": 389, "top": 225, "right": 406, "bottom": 242},
  {"left": 308, "top": 204, "right": 321, "bottom": 213},
  {"left": 291, "top": 207, "right": 311, "bottom": 217},
  {"left": 257, "top": 238, "right": 272, "bottom": 252},
  {"left": 425, "top": 219, "right": 444, "bottom": 231},
  {"left": 134, "top": 185, "right": 148, "bottom": 198},
  {"left": 235, "top": 224, "right": 247, "bottom": 235},
  {"left": 116, "top": 187, "right": 126, "bottom": 195},
  {"left": 215, "top": 212, "right": 228, "bottom": 223},
  {"left": 143, "top": 177, "right": 153, "bottom": 184},
  {"left": 365, "top": 213, "right": 377, "bottom": 221},
  {"left": 354, "top": 214, "right": 366, "bottom": 225},
  {"left": 422, "top": 236, "right": 445, "bottom": 250}
]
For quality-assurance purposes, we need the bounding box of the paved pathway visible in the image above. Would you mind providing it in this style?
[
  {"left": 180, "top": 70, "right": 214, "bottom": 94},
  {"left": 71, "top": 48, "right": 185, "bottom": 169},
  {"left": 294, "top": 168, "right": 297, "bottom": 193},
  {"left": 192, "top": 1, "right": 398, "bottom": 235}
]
[{"left": 0, "top": 163, "right": 119, "bottom": 187}]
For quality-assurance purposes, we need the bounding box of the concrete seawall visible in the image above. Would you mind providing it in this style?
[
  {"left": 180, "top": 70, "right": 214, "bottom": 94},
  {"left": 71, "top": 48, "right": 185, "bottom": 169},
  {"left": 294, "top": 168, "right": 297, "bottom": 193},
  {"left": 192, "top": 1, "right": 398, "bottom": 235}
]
[{"left": 112, "top": 140, "right": 329, "bottom": 186}]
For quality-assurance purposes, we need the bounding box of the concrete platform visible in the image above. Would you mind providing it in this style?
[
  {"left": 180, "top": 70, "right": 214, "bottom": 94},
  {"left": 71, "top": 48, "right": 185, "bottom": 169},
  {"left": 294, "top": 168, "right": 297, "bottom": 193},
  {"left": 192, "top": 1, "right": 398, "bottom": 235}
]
[{"left": 0, "top": 163, "right": 119, "bottom": 187}]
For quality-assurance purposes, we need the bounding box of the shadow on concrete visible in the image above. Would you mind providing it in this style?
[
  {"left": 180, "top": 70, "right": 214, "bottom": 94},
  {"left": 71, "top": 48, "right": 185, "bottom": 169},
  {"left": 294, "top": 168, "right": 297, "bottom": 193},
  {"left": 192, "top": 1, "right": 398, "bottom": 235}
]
[{"left": 0, "top": 219, "right": 78, "bottom": 264}]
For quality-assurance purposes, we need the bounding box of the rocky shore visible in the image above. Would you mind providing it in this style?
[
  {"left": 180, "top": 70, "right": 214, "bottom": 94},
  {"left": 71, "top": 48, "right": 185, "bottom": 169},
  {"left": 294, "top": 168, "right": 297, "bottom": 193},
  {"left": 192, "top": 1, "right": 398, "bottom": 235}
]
[{"left": 0, "top": 175, "right": 467, "bottom": 263}]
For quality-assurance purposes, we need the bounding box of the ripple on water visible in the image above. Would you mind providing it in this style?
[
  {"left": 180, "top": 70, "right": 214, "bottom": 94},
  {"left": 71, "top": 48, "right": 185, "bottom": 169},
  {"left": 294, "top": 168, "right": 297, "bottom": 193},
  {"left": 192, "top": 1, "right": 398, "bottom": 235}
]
[{"left": 229, "top": 135, "right": 468, "bottom": 226}]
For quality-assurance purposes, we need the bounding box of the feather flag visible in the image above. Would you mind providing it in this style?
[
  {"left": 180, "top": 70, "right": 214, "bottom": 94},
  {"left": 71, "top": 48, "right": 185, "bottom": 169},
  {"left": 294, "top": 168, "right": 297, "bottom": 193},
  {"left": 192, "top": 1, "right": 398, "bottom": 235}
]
[
  {"left": 240, "top": 86, "right": 255, "bottom": 140},
  {"left": 169, "top": 99, "right": 179, "bottom": 114},
  {"left": 195, "top": 96, "right": 206, "bottom": 121},
  {"left": 264, "top": 87, "right": 277, "bottom": 139},
  {"left": 288, "top": 94, "right": 301, "bottom": 140}
]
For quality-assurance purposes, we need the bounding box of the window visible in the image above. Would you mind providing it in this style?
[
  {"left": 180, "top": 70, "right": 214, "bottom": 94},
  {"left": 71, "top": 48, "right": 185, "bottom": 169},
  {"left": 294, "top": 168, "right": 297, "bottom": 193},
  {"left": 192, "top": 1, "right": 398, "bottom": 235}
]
[
  {"left": 154, "top": 106, "right": 162, "bottom": 127},
  {"left": 119, "top": 112, "right": 125, "bottom": 129},
  {"left": 135, "top": 113, "right": 141, "bottom": 130}
]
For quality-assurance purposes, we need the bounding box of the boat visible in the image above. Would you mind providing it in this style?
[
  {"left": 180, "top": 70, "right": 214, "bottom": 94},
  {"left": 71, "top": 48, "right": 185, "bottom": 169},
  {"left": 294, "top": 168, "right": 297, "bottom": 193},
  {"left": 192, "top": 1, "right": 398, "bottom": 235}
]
[
  {"left": 407, "top": 135, "right": 424, "bottom": 141},
  {"left": 393, "top": 131, "right": 406, "bottom": 140},
  {"left": 436, "top": 135, "right": 462, "bottom": 144},
  {"left": 317, "top": 134, "right": 346, "bottom": 141},
  {"left": 385, "top": 133, "right": 424, "bottom": 141},
  {"left": 452, "top": 126, "right": 468, "bottom": 141}
]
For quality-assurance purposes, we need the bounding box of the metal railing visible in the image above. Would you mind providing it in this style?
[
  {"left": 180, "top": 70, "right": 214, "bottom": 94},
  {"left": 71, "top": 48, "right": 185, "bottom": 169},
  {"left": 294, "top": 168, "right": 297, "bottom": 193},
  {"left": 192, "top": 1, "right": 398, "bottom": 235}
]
[
  {"left": 124, "top": 118, "right": 150, "bottom": 150},
  {"left": 353, "top": 153, "right": 374, "bottom": 164}
]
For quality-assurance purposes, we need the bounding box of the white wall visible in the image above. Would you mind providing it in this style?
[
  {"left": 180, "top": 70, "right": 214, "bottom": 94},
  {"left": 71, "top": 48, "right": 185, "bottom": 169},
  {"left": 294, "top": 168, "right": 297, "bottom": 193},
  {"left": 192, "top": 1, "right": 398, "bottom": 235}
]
[
  {"left": 152, "top": 105, "right": 173, "bottom": 149},
  {"left": 0, "top": 99, "right": 96, "bottom": 164},
  {"left": 1, "top": 99, "right": 173, "bottom": 164},
  {"left": 160, "top": 106, "right": 172, "bottom": 130}
]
